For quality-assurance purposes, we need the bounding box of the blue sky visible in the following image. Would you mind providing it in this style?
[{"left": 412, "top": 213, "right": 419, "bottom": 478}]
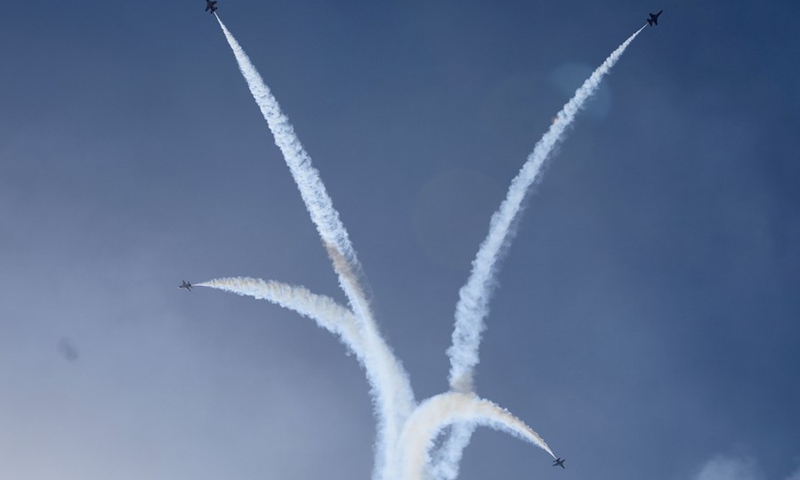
[{"left": 1, "top": 1, "right": 798, "bottom": 479}]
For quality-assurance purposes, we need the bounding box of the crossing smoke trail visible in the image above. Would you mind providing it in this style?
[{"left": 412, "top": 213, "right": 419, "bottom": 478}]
[
  {"left": 209, "top": 11, "right": 643, "bottom": 480},
  {"left": 214, "top": 16, "right": 415, "bottom": 479},
  {"left": 396, "top": 392, "right": 554, "bottom": 480},
  {"left": 437, "top": 25, "right": 646, "bottom": 480}
]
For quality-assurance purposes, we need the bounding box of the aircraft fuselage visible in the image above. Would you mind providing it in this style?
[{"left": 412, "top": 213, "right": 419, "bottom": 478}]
[{"left": 647, "top": 9, "right": 663, "bottom": 26}]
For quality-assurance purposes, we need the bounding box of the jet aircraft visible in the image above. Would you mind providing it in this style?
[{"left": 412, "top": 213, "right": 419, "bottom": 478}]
[
  {"left": 179, "top": 281, "right": 193, "bottom": 291},
  {"left": 205, "top": 0, "right": 218, "bottom": 13},
  {"left": 553, "top": 458, "right": 566, "bottom": 469},
  {"left": 647, "top": 10, "right": 663, "bottom": 26}
]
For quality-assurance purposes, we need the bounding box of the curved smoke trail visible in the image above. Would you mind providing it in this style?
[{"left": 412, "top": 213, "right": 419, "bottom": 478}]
[
  {"left": 395, "top": 392, "right": 554, "bottom": 480},
  {"left": 196, "top": 277, "right": 363, "bottom": 353},
  {"left": 199, "top": 277, "right": 415, "bottom": 479},
  {"left": 437, "top": 26, "right": 646, "bottom": 480},
  {"left": 449, "top": 24, "right": 646, "bottom": 392},
  {"left": 213, "top": 17, "right": 416, "bottom": 479}
]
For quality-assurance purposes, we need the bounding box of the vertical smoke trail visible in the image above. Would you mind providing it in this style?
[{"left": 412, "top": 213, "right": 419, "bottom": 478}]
[
  {"left": 322, "top": 241, "right": 418, "bottom": 480},
  {"left": 396, "top": 392, "right": 554, "bottom": 480},
  {"left": 437, "top": 26, "right": 646, "bottom": 480},
  {"left": 429, "top": 424, "right": 475, "bottom": 480},
  {"left": 213, "top": 17, "right": 415, "bottom": 479}
]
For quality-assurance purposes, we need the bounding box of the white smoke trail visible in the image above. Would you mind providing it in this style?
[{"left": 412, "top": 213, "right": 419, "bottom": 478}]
[
  {"left": 448, "top": 25, "right": 646, "bottom": 393},
  {"left": 322, "top": 241, "right": 418, "bottom": 478},
  {"left": 213, "top": 14, "right": 372, "bottom": 332},
  {"left": 196, "top": 277, "right": 363, "bottom": 353},
  {"left": 396, "top": 392, "right": 554, "bottom": 480},
  {"left": 209, "top": 13, "right": 641, "bottom": 480},
  {"left": 429, "top": 424, "right": 475, "bottom": 480},
  {"left": 435, "top": 26, "right": 645, "bottom": 480},
  {"left": 198, "top": 277, "right": 411, "bottom": 436},
  {"left": 199, "top": 275, "right": 414, "bottom": 480},
  {"left": 213, "top": 17, "right": 416, "bottom": 479}
]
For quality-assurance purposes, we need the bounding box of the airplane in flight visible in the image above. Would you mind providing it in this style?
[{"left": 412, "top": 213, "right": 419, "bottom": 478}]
[
  {"left": 179, "top": 280, "right": 193, "bottom": 291},
  {"left": 205, "top": 0, "right": 218, "bottom": 13},
  {"left": 553, "top": 458, "right": 566, "bottom": 469},
  {"left": 647, "top": 10, "right": 663, "bottom": 26}
]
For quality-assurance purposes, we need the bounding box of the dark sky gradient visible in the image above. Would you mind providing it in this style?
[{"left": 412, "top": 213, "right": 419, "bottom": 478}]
[{"left": 1, "top": 1, "right": 798, "bottom": 480}]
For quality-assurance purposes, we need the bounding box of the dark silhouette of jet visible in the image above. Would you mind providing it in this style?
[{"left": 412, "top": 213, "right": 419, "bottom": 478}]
[
  {"left": 179, "top": 280, "right": 193, "bottom": 291},
  {"left": 553, "top": 458, "right": 566, "bottom": 469},
  {"left": 205, "top": 0, "right": 218, "bottom": 13},
  {"left": 647, "top": 10, "right": 663, "bottom": 26}
]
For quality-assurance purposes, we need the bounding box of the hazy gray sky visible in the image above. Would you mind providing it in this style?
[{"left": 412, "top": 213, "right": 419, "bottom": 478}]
[{"left": 1, "top": 1, "right": 798, "bottom": 480}]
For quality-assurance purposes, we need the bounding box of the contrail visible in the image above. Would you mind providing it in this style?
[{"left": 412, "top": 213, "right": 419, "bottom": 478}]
[
  {"left": 449, "top": 25, "right": 646, "bottom": 392},
  {"left": 436, "top": 26, "right": 646, "bottom": 480},
  {"left": 199, "top": 276, "right": 414, "bottom": 480},
  {"left": 213, "top": 14, "right": 372, "bottom": 331},
  {"left": 323, "top": 241, "right": 419, "bottom": 479},
  {"left": 429, "top": 424, "right": 475, "bottom": 480},
  {"left": 395, "top": 392, "right": 554, "bottom": 480},
  {"left": 196, "top": 277, "right": 364, "bottom": 353},
  {"left": 213, "top": 16, "right": 416, "bottom": 479},
  {"left": 210, "top": 13, "right": 643, "bottom": 480}
]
